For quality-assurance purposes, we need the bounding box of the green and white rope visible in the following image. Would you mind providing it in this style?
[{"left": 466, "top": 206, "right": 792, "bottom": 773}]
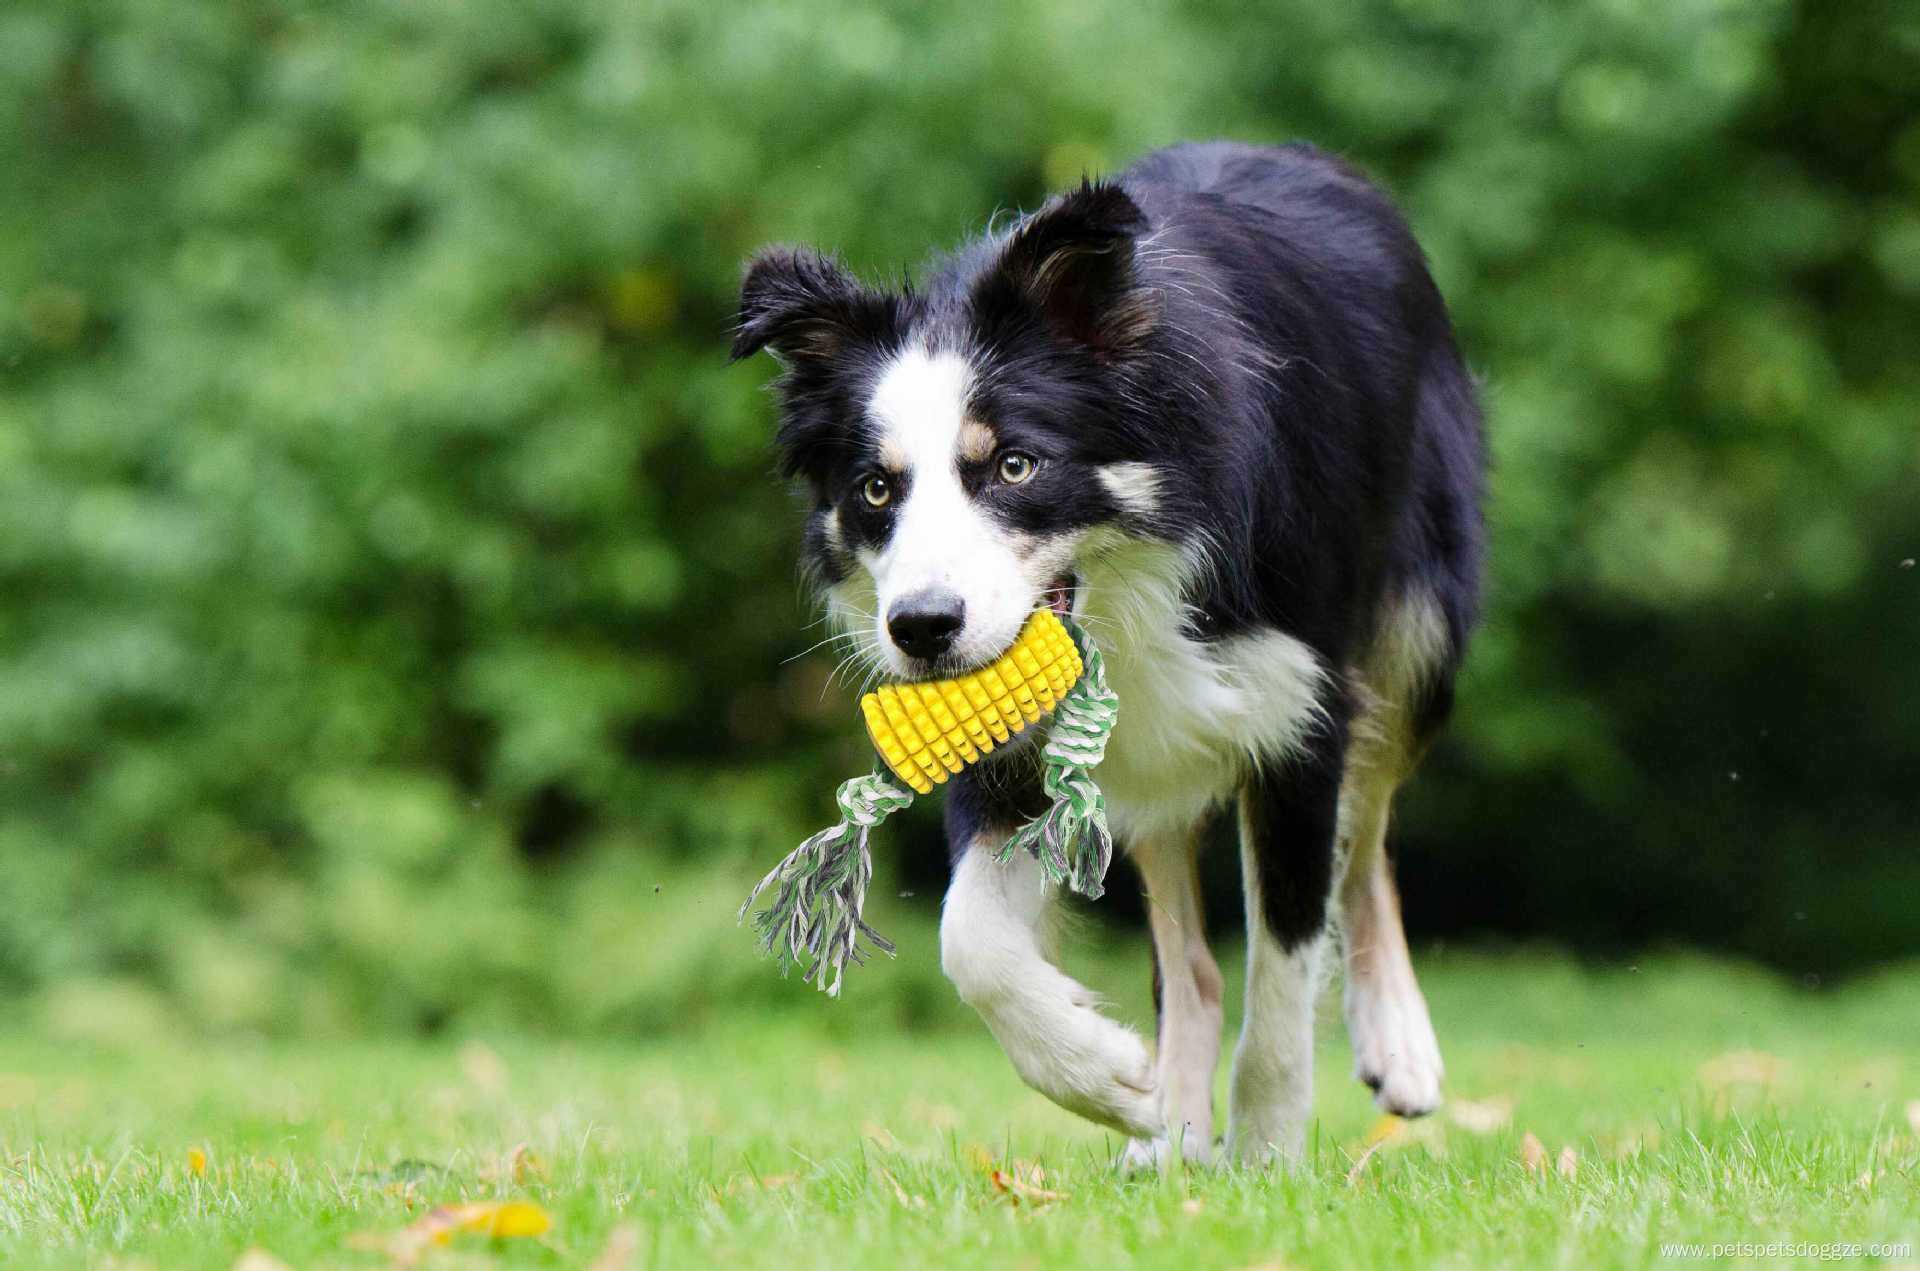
[
  {"left": 740, "top": 618, "right": 1119, "bottom": 995},
  {"left": 995, "top": 629, "right": 1115, "bottom": 898}
]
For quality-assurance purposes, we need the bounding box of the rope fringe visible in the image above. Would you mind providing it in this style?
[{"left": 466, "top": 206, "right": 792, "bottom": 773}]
[{"left": 740, "top": 619, "right": 1118, "bottom": 995}]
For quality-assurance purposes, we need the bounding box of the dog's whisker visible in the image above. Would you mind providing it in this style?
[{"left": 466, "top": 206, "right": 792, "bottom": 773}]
[{"left": 782, "top": 630, "right": 865, "bottom": 665}]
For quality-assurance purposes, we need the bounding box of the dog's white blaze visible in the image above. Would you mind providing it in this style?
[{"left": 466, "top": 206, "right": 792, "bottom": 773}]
[
  {"left": 860, "top": 346, "right": 1034, "bottom": 672},
  {"left": 1078, "top": 535, "right": 1328, "bottom": 838}
]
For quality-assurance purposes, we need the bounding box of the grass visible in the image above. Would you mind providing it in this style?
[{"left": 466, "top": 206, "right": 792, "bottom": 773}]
[{"left": 2, "top": 942, "right": 1918, "bottom": 1269}]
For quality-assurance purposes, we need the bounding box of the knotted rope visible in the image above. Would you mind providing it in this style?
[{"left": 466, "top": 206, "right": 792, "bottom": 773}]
[
  {"left": 996, "top": 632, "right": 1116, "bottom": 899},
  {"left": 740, "top": 618, "right": 1118, "bottom": 995}
]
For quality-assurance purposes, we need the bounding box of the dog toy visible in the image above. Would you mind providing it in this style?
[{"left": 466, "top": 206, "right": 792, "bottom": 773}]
[{"left": 740, "top": 609, "right": 1118, "bottom": 994}]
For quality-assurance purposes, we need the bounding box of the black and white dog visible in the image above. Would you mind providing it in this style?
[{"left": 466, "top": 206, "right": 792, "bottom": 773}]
[{"left": 732, "top": 141, "right": 1484, "bottom": 1165}]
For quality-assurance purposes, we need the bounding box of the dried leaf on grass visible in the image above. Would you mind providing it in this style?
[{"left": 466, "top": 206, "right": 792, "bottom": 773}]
[
  {"left": 476, "top": 1143, "right": 547, "bottom": 1186},
  {"left": 350, "top": 1200, "right": 552, "bottom": 1265},
  {"left": 1518, "top": 1132, "right": 1578, "bottom": 1179},
  {"left": 356, "top": 1159, "right": 452, "bottom": 1207},
  {"left": 906, "top": 1097, "right": 959, "bottom": 1129},
  {"left": 715, "top": 1171, "right": 799, "bottom": 1199},
  {"left": 1448, "top": 1096, "right": 1513, "bottom": 1134},
  {"left": 458, "top": 1041, "right": 508, "bottom": 1096},
  {"left": 990, "top": 1161, "right": 1067, "bottom": 1206},
  {"left": 509, "top": 1143, "right": 545, "bottom": 1184},
  {"left": 1699, "top": 1050, "right": 1786, "bottom": 1089},
  {"left": 1606, "top": 1125, "right": 1662, "bottom": 1159},
  {"left": 1348, "top": 1110, "right": 1452, "bottom": 1184},
  {"left": 1362, "top": 1114, "right": 1409, "bottom": 1148},
  {"left": 231, "top": 1250, "right": 292, "bottom": 1271},
  {"left": 587, "top": 1223, "right": 641, "bottom": 1271}
]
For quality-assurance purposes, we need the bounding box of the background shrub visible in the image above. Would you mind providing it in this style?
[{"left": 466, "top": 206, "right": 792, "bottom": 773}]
[{"left": 1, "top": 0, "right": 1914, "bottom": 1033}]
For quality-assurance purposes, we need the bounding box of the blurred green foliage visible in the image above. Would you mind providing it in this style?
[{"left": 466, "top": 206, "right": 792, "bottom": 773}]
[{"left": 0, "top": 0, "right": 1915, "bottom": 1034}]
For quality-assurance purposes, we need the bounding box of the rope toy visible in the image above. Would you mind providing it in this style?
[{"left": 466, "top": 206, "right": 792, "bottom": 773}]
[{"left": 739, "top": 609, "right": 1118, "bottom": 995}]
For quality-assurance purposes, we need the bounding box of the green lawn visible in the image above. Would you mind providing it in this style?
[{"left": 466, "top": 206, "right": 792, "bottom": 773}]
[{"left": 3, "top": 945, "right": 1917, "bottom": 1269}]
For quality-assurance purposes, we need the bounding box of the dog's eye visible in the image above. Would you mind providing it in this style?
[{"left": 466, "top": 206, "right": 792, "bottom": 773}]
[
  {"left": 861, "top": 475, "right": 892, "bottom": 508},
  {"left": 997, "top": 452, "right": 1038, "bottom": 485}
]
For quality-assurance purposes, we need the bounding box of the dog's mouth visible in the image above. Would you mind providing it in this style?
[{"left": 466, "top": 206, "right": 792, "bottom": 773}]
[
  {"left": 1044, "top": 573, "right": 1078, "bottom": 619},
  {"left": 889, "top": 574, "right": 1080, "bottom": 681}
]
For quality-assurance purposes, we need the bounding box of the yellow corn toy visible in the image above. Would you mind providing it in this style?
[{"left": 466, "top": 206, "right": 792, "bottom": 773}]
[
  {"left": 859, "top": 608, "right": 1084, "bottom": 794},
  {"left": 743, "top": 606, "right": 1115, "bottom": 995}
]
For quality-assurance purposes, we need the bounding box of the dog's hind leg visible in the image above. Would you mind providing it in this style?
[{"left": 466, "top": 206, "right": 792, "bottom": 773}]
[
  {"left": 1121, "top": 825, "right": 1223, "bottom": 1169},
  {"left": 940, "top": 829, "right": 1160, "bottom": 1137},
  {"left": 1339, "top": 760, "right": 1444, "bottom": 1116},
  {"left": 1337, "top": 590, "right": 1450, "bottom": 1117}
]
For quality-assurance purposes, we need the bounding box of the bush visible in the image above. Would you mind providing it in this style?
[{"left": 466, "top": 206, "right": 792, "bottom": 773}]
[{"left": 1, "top": 0, "right": 1914, "bottom": 1032}]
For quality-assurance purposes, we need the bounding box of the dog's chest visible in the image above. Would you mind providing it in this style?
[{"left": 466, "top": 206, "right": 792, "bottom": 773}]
[{"left": 1080, "top": 548, "right": 1327, "bottom": 842}]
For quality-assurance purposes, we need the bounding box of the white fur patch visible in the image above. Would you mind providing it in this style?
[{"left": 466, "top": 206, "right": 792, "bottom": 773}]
[
  {"left": 1228, "top": 806, "right": 1329, "bottom": 1163},
  {"left": 1096, "top": 462, "right": 1162, "bottom": 518},
  {"left": 1077, "top": 534, "right": 1328, "bottom": 838},
  {"left": 1362, "top": 587, "right": 1450, "bottom": 716},
  {"left": 860, "top": 346, "right": 1042, "bottom": 672},
  {"left": 940, "top": 839, "right": 1160, "bottom": 1135},
  {"left": 1342, "top": 586, "right": 1451, "bottom": 817},
  {"left": 868, "top": 345, "right": 972, "bottom": 460},
  {"left": 1228, "top": 926, "right": 1326, "bottom": 1163}
]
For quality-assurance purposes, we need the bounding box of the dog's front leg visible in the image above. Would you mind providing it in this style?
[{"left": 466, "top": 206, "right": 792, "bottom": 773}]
[
  {"left": 1227, "top": 727, "right": 1346, "bottom": 1165},
  {"left": 1121, "top": 826, "right": 1223, "bottom": 1169},
  {"left": 940, "top": 827, "right": 1160, "bottom": 1137}
]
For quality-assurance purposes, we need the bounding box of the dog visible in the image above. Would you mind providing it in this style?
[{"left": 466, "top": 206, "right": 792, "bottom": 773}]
[{"left": 731, "top": 141, "right": 1484, "bottom": 1165}]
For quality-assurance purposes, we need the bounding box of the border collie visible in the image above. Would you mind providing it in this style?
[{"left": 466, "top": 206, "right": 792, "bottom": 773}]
[{"left": 731, "top": 141, "right": 1484, "bottom": 1165}]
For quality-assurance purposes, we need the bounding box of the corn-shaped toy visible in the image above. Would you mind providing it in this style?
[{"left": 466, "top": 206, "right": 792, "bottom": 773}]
[
  {"left": 860, "top": 608, "right": 1084, "bottom": 794},
  {"left": 742, "top": 607, "right": 1117, "bottom": 996}
]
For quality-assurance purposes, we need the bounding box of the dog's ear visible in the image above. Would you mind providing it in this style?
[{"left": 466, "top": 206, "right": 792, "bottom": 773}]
[
  {"left": 730, "top": 247, "right": 890, "bottom": 363},
  {"left": 984, "top": 180, "right": 1153, "bottom": 357}
]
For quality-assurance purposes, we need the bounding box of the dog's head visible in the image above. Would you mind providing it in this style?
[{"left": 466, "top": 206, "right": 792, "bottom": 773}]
[{"left": 731, "top": 182, "right": 1167, "bottom": 678}]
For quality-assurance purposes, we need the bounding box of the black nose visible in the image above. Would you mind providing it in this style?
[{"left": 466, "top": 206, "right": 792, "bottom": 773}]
[{"left": 886, "top": 590, "right": 966, "bottom": 660}]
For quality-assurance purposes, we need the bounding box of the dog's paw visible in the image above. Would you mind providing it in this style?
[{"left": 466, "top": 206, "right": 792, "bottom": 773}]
[
  {"left": 995, "top": 1004, "right": 1160, "bottom": 1138},
  {"left": 1118, "top": 1115, "right": 1219, "bottom": 1173},
  {"left": 1069, "top": 1027, "right": 1162, "bottom": 1137},
  {"left": 1119, "top": 1134, "right": 1219, "bottom": 1173},
  {"left": 1348, "top": 981, "right": 1444, "bottom": 1117},
  {"left": 1118, "top": 1136, "right": 1166, "bottom": 1174}
]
